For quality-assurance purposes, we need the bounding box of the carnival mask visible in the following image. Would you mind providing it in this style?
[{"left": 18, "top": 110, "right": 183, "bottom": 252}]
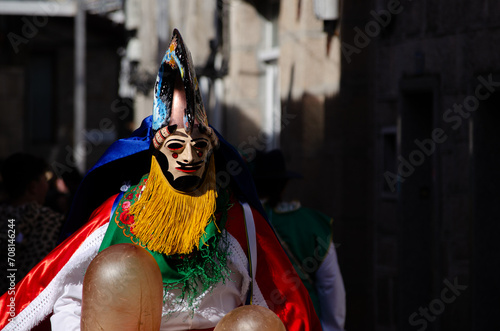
[
  {"left": 151, "top": 29, "right": 218, "bottom": 192},
  {"left": 156, "top": 126, "right": 213, "bottom": 191}
]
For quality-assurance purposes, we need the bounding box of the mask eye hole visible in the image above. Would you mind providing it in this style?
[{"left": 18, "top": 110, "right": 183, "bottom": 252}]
[
  {"left": 167, "top": 142, "right": 183, "bottom": 151},
  {"left": 194, "top": 141, "right": 208, "bottom": 149}
]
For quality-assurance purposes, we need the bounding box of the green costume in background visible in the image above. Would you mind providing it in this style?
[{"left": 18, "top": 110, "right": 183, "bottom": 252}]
[
  {"left": 263, "top": 201, "right": 332, "bottom": 316},
  {"left": 250, "top": 149, "right": 346, "bottom": 331}
]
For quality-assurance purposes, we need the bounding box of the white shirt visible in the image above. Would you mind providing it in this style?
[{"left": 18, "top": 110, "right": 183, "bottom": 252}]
[
  {"left": 316, "top": 243, "right": 346, "bottom": 331},
  {"left": 50, "top": 232, "right": 263, "bottom": 331}
]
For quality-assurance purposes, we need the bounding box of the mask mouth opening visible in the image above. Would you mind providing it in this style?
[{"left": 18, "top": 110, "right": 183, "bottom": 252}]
[{"left": 153, "top": 149, "right": 205, "bottom": 193}]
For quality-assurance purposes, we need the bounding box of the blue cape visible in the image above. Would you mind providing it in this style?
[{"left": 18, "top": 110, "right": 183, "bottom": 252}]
[{"left": 59, "top": 116, "right": 265, "bottom": 240}]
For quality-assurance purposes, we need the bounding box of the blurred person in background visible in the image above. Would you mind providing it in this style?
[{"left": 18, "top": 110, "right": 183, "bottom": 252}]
[
  {"left": 0, "top": 152, "right": 65, "bottom": 293},
  {"left": 251, "top": 149, "right": 346, "bottom": 331},
  {"left": 46, "top": 165, "right": 83, "bottom": 217}
]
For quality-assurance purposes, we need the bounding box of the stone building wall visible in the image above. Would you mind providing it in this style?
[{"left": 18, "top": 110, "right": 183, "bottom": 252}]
[{"left": 371, "top": 0, "right": 500, "bottom": 330}]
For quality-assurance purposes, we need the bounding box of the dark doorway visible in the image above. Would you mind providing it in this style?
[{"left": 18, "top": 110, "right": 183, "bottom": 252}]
[
  {"left": 472, "top": 88, "right": 500, "bottom": 330},
  {"left": 398, "top": 87, "right": 436, "bottom": 331}
]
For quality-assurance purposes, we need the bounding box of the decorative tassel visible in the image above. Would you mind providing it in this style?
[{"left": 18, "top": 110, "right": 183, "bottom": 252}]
[{"left": 129, "top": 154, "right": 217, "bottom": 256}]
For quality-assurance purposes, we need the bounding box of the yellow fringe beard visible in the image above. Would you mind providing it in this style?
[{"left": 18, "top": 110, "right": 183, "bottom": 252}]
[{"left": 129, "top": 154, "right": 217, "bottom": 256}]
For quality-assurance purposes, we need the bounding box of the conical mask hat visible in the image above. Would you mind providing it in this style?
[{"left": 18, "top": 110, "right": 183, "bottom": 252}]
[{"left": 152, "top": 29, "right": 209, "bottom": 134}]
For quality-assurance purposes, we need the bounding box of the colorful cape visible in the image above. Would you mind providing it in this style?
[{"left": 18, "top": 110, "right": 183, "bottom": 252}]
[
  {"left": 0, "top": 116, "right": 321, "bottom": 330},
  {"left": 1, "top": 196, "right": 321, "bottom": 330}
]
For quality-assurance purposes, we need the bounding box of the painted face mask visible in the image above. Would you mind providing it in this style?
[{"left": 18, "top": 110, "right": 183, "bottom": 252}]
[
  {"left": 157, "top": 126, "right": 213, "bottom": 191},
  {"left": 150, "top": 29, "right": 218, "bottom": 192}
]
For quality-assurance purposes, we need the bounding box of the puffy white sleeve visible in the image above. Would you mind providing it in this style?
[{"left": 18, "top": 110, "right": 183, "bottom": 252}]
[
  {"left": 49, "top": 225, "right": 108, "bottom": 331},
  {"left": 50, "top": 275, "right": 84, "bottom": 331},
  {"left": 316, "top": 242, "right": 346, "bottom": 331}
]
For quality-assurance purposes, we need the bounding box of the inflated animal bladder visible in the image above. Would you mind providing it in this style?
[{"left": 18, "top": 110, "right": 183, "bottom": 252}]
[
  {"left": 81, "top": 243, "right": 163, "bottom": 331},
  {"left": 214, "top": 305, "right": 286, "bottom": 331}
]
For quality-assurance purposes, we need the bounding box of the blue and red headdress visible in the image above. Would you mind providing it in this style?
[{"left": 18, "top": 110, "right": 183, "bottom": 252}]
[{"left": 151, "top": 29, "right": 217, "bottom": 150}]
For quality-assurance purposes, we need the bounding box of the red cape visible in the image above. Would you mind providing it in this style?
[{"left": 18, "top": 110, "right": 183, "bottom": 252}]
[{"left": 1, "top": 195, "right": 321, "bottom": 330}]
